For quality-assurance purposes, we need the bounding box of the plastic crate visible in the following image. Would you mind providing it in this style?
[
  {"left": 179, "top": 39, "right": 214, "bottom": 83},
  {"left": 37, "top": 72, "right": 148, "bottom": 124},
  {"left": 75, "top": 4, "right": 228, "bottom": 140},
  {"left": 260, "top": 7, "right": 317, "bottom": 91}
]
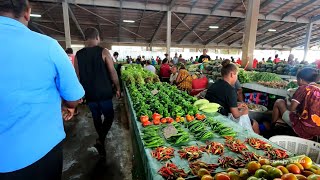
[{"left": 269, "top": 135, "right": 320, "bottom": 164}]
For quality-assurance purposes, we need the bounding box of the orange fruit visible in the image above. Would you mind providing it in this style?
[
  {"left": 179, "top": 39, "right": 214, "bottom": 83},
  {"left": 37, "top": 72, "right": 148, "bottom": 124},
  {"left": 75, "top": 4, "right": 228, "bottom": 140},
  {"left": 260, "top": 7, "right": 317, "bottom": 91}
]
[
  {"left": 259, "top": 158, "right": 270, "bottom": 165},
  {"left": 282, "top": 173, "right": 298, "bottom": 180},
  {"left": 278, "top": 166, "right": 290, "bottom": 174},
  {"left": 287, "top": 164, "right": 301, "bottom": 174},
  {"left": 201, "top": 175, "right": 214, "bottom": 180},
  {"left": 247, "top": 161, "right": 261, "bottom": 174},
  {"left": 215, "top": 173, "right": 231, "bottom": 180},
  {"left": 300, "top": 157, "right": 313, "bottom": 170}
]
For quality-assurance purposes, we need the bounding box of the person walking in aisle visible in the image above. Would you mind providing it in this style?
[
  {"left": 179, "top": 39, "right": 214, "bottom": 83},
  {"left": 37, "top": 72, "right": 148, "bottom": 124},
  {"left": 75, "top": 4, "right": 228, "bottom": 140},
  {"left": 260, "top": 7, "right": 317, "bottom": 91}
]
[
  {"left": 74, "top": 27, "right": 121, "bottom": 158},
  {"left": 0, "top": 1, "right": 84, "bottom": 179}
]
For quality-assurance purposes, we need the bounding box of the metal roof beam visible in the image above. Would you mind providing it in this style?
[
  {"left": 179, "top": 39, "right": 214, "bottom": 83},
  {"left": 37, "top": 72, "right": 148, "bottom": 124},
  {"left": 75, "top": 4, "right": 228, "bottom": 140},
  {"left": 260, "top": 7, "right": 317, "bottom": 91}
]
[
  {"left": 205, "top": 18, "right": 243, "bottom": 45},
  {"left": 297, "top": 6, "right": 320, "bottom": 19},
  {"left": 168, "top": 0, "right": 177, "bottom": 10},
  {"left": 29, "top": 21, "right": 46, "bottom": 34},
  {"left": 281, "top": 0, "right": 317, "bottom": 19},
  {"left": 68, "top": 6, "right": 85, "bottom": 40},
  {"left": 150, "top": 13, "right": 166, "bottom": 43},
  {"left": 211, "top": 0, "right": 224, "bottom": 13},
  {"left": 35, "top": 0, "right": 313, "bottom": 24},
  {"left": 256, "top": 24, "right": 306, "bottom": 45},
  {"left": 192, "top": 17, "right": 225, "bottom": 43},
  {"left": 118, "top": 0, "right": 123, "bottom": 42},
  {"left": 190, "top": 0, "right": 198, "bottom": 9},
  {"left": 171, "top": 14, "right": 187, "bottom": 34},
  {"left": 260, "top": 0, "right": 274, "bottom": 10},
  {"left": 217, "top": 28, "right": 242, "bottom": 44},
  {"left": 135, "top": 1, "right": 147, "bottom": 42},
  {"left": 265, "top": 1, "right": 291, "bottom": 16},
  {"left": 177, "top": 15, "right": 207, "bottom": 44}
]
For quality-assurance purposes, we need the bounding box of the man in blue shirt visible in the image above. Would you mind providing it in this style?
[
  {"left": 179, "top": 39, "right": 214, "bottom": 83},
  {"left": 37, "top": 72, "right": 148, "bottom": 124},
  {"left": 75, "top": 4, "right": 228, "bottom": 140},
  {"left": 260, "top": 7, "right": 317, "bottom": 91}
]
[{"left": 0, "top": 1, "right": 84, "bottom": 179}]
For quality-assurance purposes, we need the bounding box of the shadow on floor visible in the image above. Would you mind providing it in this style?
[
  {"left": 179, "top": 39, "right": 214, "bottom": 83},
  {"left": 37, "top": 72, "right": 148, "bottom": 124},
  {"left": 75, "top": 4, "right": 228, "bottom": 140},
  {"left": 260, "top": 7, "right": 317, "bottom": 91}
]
[{"left": 62, "top": 99, "right": 133, "bottom": 180}]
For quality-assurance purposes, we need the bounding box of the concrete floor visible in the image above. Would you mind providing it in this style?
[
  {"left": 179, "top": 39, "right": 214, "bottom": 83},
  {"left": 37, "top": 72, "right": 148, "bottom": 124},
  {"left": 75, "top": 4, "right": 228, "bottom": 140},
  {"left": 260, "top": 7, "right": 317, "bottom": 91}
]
[{"left": 62, "top": 99, "right": 133, "bottom": 180}]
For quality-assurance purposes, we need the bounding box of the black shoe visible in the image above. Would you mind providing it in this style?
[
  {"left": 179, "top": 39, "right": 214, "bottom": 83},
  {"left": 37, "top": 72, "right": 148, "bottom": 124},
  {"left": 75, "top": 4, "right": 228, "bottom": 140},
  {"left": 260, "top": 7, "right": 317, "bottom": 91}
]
[{"left": 94, "top": 143, "right": 106, "bottom": 158}]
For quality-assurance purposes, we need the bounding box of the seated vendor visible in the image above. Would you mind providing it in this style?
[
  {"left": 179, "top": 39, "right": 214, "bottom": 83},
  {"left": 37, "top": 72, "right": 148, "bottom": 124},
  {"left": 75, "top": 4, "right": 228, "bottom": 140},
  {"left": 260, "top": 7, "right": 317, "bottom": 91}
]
[
  {"left": 205, "top": 59, "right": 259, "bottom": 133},
  {"left": 272, "top": 67, "right": 320, "bottom": 139},
  {"left": 175, "top": 64, "right": 192, "bottom": 91}
]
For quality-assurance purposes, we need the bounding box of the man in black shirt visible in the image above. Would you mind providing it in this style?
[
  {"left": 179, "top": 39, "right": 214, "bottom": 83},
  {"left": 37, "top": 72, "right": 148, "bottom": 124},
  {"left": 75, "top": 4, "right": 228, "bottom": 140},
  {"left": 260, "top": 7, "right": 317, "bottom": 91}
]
[
  {"left": 198, "top": 49, "right": 211, "bottom": 63},
  {"left": 74, "top": 28, "right": 120, "bottom": 158}
]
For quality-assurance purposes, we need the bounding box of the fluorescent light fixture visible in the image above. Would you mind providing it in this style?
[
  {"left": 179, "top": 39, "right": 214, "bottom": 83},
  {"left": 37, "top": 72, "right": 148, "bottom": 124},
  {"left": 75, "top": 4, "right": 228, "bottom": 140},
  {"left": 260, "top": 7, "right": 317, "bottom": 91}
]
[
  {"left": 268, "top": 29, "right": 276, "bottom": 32},
  {"left": 209, "top": 26, "right": 219, "bottom": 29},
  {"left": 71, "top": 44, "right": 85, "bottom": 48},
  {"left": 30, "top": 14, "right": 41, "bottom": 18},
  {"left": 123, "top": 20, "right": 135, "bottom": 23}
]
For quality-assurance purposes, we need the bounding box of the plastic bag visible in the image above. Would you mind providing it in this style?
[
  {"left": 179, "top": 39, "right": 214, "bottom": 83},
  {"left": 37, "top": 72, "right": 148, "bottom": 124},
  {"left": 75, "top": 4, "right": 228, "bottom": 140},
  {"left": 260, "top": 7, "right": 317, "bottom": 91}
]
[{"left": 228, "top": 114, "right": 253, "bottom": 131}]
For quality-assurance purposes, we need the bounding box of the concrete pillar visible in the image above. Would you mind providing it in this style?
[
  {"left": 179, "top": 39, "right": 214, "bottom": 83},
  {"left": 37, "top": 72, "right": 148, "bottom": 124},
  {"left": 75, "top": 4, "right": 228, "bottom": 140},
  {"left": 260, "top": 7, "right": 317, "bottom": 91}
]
[
  {"left": 241, "top": 0, "right": 260, "bottom": 69},
  {"left": 62, "top": 1, "right": 71, "bottom": 48},
  {"left": 303, "top": 23, "right": 313, "bottom": 61},
  {"left": 166, "top": 11, "right": 172, "bottom": 56}
]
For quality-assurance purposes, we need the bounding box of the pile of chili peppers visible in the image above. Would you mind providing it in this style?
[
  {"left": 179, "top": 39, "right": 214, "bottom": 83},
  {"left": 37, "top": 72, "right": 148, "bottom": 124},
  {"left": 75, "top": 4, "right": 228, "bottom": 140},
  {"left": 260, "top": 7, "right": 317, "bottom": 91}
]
[
  {"left": 200, "top": 141, "right": 224, "bottom": 155},
  {"left": 189, "top": 161, "right": 219, "bottom": 176},
  {"left": 240, "top": 151, "right": 262, "bottom": 162},
  {"left": 218, "top": 156, "right": 246, "bottom": 168},
  {"left": 246, "top": 138, "right": 273, "bottom": 150},
  {"left": 151, "top": 147, "right": 175, "bottom": 161},
  {"left": 225, "top": 137, "right": 248, "bottom": 153},
  {"left": 265, "top": 148, "right": 289, "bottom": 159},
  {"left": 178, "top": 146, "right": 203, "bottom": 161},
  {"left": 158, "top": 163, "right": 188, "bottom": 179}
]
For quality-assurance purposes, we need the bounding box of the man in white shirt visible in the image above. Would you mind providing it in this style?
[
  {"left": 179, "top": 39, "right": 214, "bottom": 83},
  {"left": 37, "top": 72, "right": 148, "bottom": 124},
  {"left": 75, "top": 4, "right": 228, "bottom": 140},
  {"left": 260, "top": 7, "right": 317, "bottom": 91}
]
[
  {"left": 144, "top": 60, "right": 156, "bottom": 74},
  {"left": 172, "top": 53, "right": 178, "bottom": 65},
  {"left": 170, "top": 66, "right": 178, "bottom": 84}
]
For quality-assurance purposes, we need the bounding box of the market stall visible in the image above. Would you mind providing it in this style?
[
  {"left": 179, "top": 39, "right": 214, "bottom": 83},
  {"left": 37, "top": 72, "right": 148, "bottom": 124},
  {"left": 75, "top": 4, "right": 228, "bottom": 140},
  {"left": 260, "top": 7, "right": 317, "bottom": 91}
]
[{"left": 122, "top": 65, "right": 319, "bottom": 180}]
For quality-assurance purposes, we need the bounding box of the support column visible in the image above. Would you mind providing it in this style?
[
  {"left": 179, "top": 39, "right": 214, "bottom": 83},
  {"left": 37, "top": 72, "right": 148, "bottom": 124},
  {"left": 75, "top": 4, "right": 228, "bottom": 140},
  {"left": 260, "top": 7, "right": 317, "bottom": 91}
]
[
  {"left": 303, "top": 23, "right": 313, "bottom": 61},
  {"left": 62, "top": 1, "right": 71, "bottom": 48},
  {"left": 166, "top": 10, "right": 172, "bottom": 56},
  {"left": 241, "top": 0, "right": 260, "bottom": 69}
]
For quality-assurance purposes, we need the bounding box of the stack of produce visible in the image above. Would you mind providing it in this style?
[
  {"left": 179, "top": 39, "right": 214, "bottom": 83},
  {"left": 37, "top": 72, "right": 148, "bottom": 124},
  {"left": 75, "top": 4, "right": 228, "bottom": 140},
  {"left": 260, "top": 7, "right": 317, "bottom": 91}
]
[
  {"left": 122, "top": 64, "right": 159, "bottom": 85},
  {"left": 256, "top": 63, "right": 317, "bottom": 76},
  {"left": 212, "top": 156, "right": 319, "bottom": 180}
]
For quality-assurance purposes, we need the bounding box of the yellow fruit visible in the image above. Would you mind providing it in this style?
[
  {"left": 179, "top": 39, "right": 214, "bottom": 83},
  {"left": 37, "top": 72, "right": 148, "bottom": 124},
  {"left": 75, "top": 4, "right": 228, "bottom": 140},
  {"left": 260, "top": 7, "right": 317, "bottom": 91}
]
[
  {"left": 228, "top": 171, "right": 240, "bottom": 180},
  {"left": 201, "top": 175, "right": 214, "bottom": 180},
  {"left": 247, "top": 161, "right": 261, "bottom": 174},
  {"left": 300, "top": 157, "right": 313, "bottom": 169},
  {"left": 262, "top": 165, "right": 273, "bottom": 172},
  {"left": 268, "top": 167, "right": 283, "bottom": 179},
  {"left": 259, "top": 158, "right": 270, "bottom": 165},
  {"left": 282, "top": 173, "right": 298, "bottom": 180},
  {"left": 239, "top": 169, "right": 249, "bottom": 180},
  {"left": 294, "top": 162, "right": 305, "bottom": 171},
  {"left": 176, "top": 178, "right": 185, "bottom": 180},
  {"left": 198, "top": 168, "right": 210, "bottom": 178},
  {"left": 307, "top": 174, "right": 320, "bottom": 180},
  {"left": 277, "top": 166, "right": 290, "bottom": 174}
]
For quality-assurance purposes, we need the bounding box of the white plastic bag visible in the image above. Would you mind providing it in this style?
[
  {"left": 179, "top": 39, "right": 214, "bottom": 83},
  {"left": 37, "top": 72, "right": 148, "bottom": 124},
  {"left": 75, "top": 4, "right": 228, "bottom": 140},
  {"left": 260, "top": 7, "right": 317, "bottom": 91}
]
[{"left": 228, "top": 114, "right": 253, "bottom": 131}]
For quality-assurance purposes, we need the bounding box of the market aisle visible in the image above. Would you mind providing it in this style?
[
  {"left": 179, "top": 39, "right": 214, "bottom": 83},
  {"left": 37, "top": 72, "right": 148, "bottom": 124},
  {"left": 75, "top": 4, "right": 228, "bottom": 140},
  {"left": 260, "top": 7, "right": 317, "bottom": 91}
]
[{"left": 62, "top": 99, "right": 133, "bottom": 180}]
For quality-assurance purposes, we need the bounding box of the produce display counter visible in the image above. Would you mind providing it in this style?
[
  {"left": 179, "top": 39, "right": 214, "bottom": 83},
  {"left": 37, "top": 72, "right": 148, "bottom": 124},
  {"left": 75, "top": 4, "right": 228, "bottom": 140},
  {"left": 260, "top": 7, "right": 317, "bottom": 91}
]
[
  {"left": 123, "top": 83, "right": 294, "bottom": 180},
  {"left": 241, "top": 83, "right": 288, "bottom": 97}
]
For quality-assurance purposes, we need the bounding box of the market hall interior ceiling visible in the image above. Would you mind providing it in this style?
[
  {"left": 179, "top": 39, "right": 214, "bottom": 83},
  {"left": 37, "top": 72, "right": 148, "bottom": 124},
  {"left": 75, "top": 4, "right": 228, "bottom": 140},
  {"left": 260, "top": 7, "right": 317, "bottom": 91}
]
[{"left": 29, "top": 0, "right": 320, "bottom": 50}]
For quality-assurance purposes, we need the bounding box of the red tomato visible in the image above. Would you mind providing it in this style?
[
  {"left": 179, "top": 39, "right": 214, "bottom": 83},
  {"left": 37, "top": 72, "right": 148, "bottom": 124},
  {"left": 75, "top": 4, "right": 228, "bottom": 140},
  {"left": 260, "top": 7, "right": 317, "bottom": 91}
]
[
  {"left": 140, "top": 116, "right": 149, "bottom": 123},
  {"left": 152, "top": 113, "right": 161, "bottom": 121}
]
